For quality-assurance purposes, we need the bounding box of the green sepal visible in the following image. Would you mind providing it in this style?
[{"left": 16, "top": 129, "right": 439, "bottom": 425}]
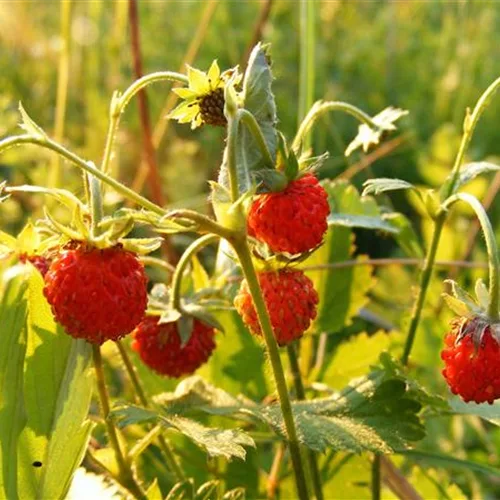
[
  {"left": 423, "top": 189, "right": 441, "bottom": 219},
  {"left": 442, "top": 279, "right": 483, "bottom": 317},
  {"left": 210, "top": 181, "right": 250, "bottom": 233},
  {"left": 120, "top": 237, "right": 163, "bottom": 255},
  {"left": 43, "top": 208, "right": 82, "bottom": 242},
  {"left": 475, "top": 279, "right": 490, "bottom": 310},
  {"left": 252, "top": 169, "right": 288, "bottom": 193},
  {"left": 18, "top": 102, "right": 48, "bottom": 138},
  {"left": 177, "top": 315, "right": 194, "bottom": 348},
  {"left": 182, "top": 302, "right": 225, "bottom": 332}
]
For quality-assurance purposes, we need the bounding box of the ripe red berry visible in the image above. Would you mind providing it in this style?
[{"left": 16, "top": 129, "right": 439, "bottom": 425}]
[
  {"left": 441, "top": 318, "right": 500, "bottom": 404},
  {"left": 131, "top": 316, "right": 216, "bottom": 377},
  {"left": 234, "top": 269, "right": 319, "bottom": 346},
  {"left": 20, "top": 253, "right": 50, "bottom": 277},
  {"left": 43, "top": 243, "right": 148, "bottom": 344},
  {"left": 247, "top": 174, "right": 330, "bottom": 254}
]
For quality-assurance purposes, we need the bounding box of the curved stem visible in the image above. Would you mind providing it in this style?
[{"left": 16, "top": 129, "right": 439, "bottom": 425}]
[
  {"left": 166, "top": 209, "right": 235, "bottom": 240},
  {"left": 292, "top": 101, "right": 379, "bottom": 152},
  {"left": 140, "top": 255, "right": 176, "bottom": 274},
  {"left": 171, "top": 234, "right": 218, "bottom": 311},
  {"left": 0, "top": 135, "right": 165, "bottom": 216},
  {"left": 92, "top": 345, "right": 146, "bottom": 499},
  {"left": 116, "top": 341, "right": 185, "bottom": 480},
  {"left": 401, "top": 76, "right": 500, "bottom": 365},
  {"left": 239, "top": 109, "right": 275, "bottom": 167},
  {"left": 443, "top": 76, "right": 500, "bottom": 199},
  {"left": 232, "top": 240, "right": 309, "bottom": 500},
  {"left": 442, "top": 193, "right": 500, "bottom": 319},
  {"left": 117, "top": 71, "right": 188, "bottom": 113},
  {"left": 286, "top": 344, "right": 323, "bottom": 500}
]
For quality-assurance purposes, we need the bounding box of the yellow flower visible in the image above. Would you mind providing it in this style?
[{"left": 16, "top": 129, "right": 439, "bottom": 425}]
[{"left": 169, "top": 61, "right": 239, "bottom": 129}]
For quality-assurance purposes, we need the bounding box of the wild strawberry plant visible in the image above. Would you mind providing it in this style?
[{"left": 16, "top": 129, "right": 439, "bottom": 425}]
[{"left": 1, "top": 43, "right": 500, "bottom": 499}]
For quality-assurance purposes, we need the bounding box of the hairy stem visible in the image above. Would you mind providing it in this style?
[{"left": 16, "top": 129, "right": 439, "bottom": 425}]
[
  {"left": 116, "top": 341, "right": 185, "bottom": 480},
  {"left": 171, "top": 234, "right": 218, "bottom": 311},
  {"left": 0, "top": 135, "right": 165, "bottom": 216},
  {"left": 92, "top": 345, "right": 145, "bottom": 499},
  {"left": 293, "top": 101, "right": 379, "bottom": 152},
  {"left": 287, "top": 344, "right": 323, "bottom": 500},
  {"left": 401, "top": 76, "right": 500, "bottom": 365},
  {"left": 232, "top": 240, "right": 309, "bottom": 500}
]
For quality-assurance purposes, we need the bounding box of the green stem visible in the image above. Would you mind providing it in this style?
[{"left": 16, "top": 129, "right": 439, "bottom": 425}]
[
  {"left": 226, "top": 113, "right": 242, "bottom": 201},
  {"left": 118, "top": 71, "right": 188, "bottom": 112},
  {"left": 401, "top": 76, "right": 500, "bottom": 365},
  {"left": 442, "top": 193, "right": 500, "bottom": 319},
  {"left": 232, "top": 240, "right": 309, "bottom": 500},
  {"left": 372, "top": 454, "right": 381, "bottom": 500},
  {"left": 0, "top": 135, "right": 165, "bottom": 216},
  {"left": 88, "top": 174, "right": 104, "bottom": 237},
  {"left": 298, "top": 0, "right": 315, "bottom": 151},
  {"left": 92, "top": 345, "right": 146, "bottom": 499},
  {"left": 239, "top": 109, "right": 275, "bottom": 167},
  {"left": 171, "top": 234, "right": 218, "bottom": 311},
  {"left": 401, "top": 212, "right": 446, "bottom": 366},
  {"left": 116, "top": 341, "right": 185, "bottom": 480},
  {"left": 127, "top": 425, "right": 162, "bottom": 462},
  {"left": 286, "top": 344, "right": 323, "bottom": 500},
  {"left": 166, "top": 209, "right": 235, "bottom": 240},
  {"left": 293, "top": 101, "right": 379, "bottom": 153}
]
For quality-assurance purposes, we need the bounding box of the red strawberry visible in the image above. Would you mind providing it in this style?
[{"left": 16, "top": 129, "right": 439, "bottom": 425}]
[
  {"left": 247, "top": 174, "right": 329, "bottom": 254},
  {"left": 234, "top": 269, "right": 319, "bottom": 346},
  {"left": 131, "top": 316, "right": 216, "bottom": 377},
  {"left": 43, "top": 242, "right": 148, "bottom": 344},
  {"left": 441, "top": 317, "right": 500, "bottom": 404}
]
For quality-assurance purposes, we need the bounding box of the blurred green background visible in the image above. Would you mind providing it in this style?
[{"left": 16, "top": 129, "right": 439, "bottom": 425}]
[{"left": 2, "top": 1, "right": 500, "bottom": 498}]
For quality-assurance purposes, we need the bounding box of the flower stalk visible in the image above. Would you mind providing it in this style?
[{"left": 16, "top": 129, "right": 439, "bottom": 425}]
[{"left": 401, "top": 76, "right": 500, "bottom": 366}]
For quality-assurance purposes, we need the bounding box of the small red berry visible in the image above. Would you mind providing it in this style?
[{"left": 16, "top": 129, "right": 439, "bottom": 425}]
[
  {"left": 131, "top": 316, "right": 216, "bottom": 377},
  {"left": 247, "top": 174, "right": 330, "bottom": 254},
  {"left": 441, "top": 317, "right": 500, "bottom": 404},
  {"left": 20, "top": 253, "right": 50, "bottom": 277},
  {"left": 234, "top": 269, "right": 319, "bottom": 346},
  {"left": 43, "top": 243, "right": 148, "bottom": 344}
]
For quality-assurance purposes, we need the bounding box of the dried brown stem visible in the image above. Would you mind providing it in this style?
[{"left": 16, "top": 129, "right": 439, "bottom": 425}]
[
  {"left": 242, "top": 0, "right": 274, "bottom": 68},
  {"left": 380, "top": 456, "right": 422, "bottom": 500}
]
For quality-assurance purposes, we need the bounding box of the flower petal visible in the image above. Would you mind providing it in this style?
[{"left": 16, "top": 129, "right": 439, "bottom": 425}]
[
  {"left": 187, "top": 65, "right": 210, "bottom": 94},
  {"left": 207, "top": 60, "right": 221, "bottom": 87},
  {"left": 173, "top": 87, "right": 198, "bottom": 99}
]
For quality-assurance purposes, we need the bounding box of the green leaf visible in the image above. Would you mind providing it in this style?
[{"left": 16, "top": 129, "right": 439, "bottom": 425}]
[
  {"left": 345, "top": 107, "right": 408, "bottom": 156},
  {"left": 328, "top": 213, "right": 399, "bottom": 233},
  {"left": 441, "top": 161, "right": 500, "bottom": 196},
  {"left": 0, "top": 266, "right": 29, "bottom": 500},
  {"left": 18, "top": 102, "right": 47, "bottom": 138},
  {"left": 218, "top": 43, "right": 277, "bottom": 194},
  {"left": 323, "top": 331, "right": 402, "bottom": 390},
  {"left": 263, "top": 367, "right": 425, "bottom": 454},
  {"left": 448, "top": 397, "right": 500, "bottom": 426},
  {"left": 111, "top": 403, "right": 255, "bottom": 460},
  {"left": 362, "top": 178, "right": 416, "bottom": 197},
  {"left": 17, "top": 269, "right": 94, "bottom": 500}
]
